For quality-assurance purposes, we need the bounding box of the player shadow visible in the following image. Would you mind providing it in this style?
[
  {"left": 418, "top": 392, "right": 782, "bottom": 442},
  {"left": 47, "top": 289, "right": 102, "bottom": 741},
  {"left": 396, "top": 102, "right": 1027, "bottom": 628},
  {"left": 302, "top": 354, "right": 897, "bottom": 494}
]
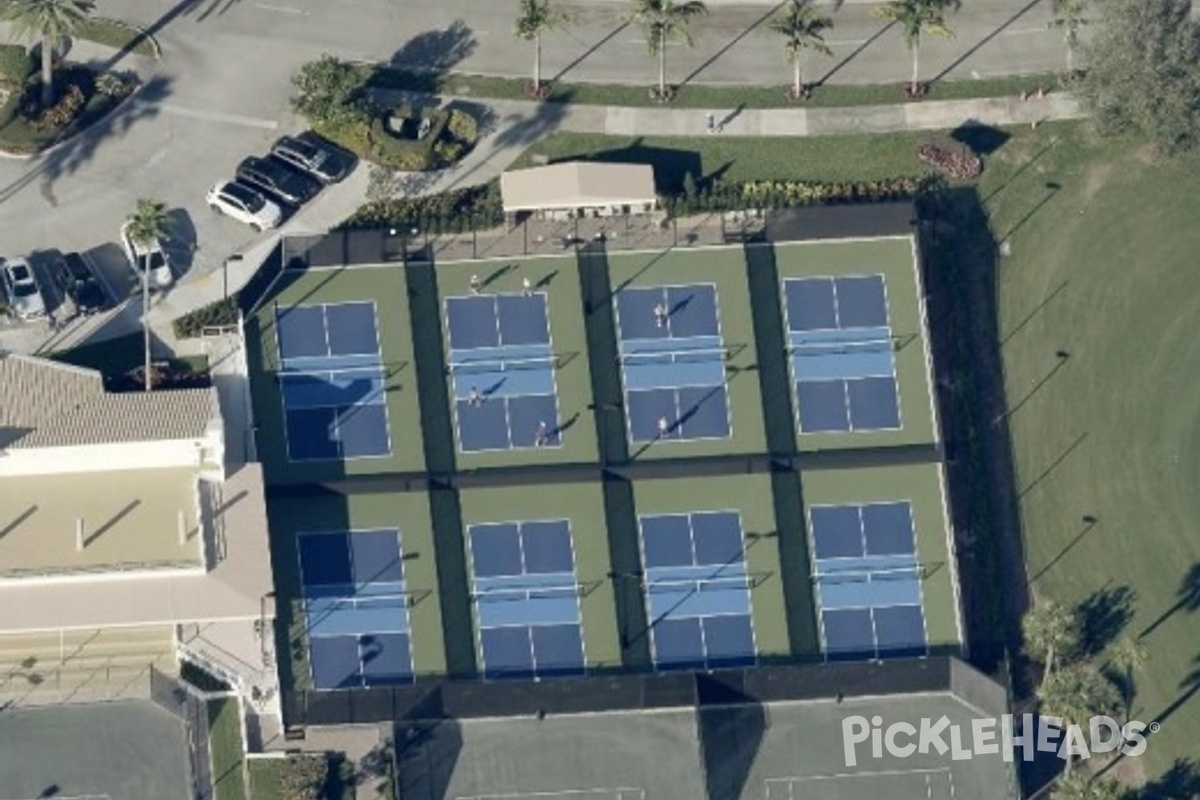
[
  {"left": 480, "top": 263, "right": 517, "bottom": 289},
  {"left": 534, "top": 270, "right": 559, "bottom": 289},
  {"left": 667, "top": 292, "right": 696, "bottom": 319},
  {"left": 550, "top": 412, "right": 580, "bottom": 438}
]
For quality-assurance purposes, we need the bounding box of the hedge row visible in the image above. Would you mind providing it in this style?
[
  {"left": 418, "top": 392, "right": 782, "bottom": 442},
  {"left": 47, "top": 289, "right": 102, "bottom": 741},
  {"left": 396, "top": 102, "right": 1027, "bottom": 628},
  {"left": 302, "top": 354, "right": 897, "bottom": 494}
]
[
  {"left": 343, "top": 174, "right": 943, "bottom": 232},
  {"left": 172, "top": 295, "right": 239, "bottom": 339}
]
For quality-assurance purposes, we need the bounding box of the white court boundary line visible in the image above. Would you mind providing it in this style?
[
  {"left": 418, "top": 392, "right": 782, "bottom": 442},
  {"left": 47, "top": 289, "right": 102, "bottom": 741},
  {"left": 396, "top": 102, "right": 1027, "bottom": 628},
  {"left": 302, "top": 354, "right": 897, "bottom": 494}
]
[
  {"left": 456, "top": 788, "right": 645, "bottom": 800},
  {"left": 765, "top": 766, "right": 954, "bottom": 800}
]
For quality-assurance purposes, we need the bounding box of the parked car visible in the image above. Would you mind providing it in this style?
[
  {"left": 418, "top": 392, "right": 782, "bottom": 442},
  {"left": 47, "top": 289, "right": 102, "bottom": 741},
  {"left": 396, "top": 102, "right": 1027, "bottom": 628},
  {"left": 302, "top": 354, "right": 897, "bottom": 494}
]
[
  {"left": 120, "top": 220, "right": 174, "bottom": 291},
  {"left": 206, "top": 180, "right": 283, "bottom": 231},
  {"left": 1, "top": 258, "right": 47, "bottom": 320},
  {"left": 235, "top": 155, "right": 321, "bottom": 206},
  {"left": 269, "top": 131, "right": 356, "bottom": 184},
  {"left": 52, "top": 252, "right": 108, "bottom": 316}
]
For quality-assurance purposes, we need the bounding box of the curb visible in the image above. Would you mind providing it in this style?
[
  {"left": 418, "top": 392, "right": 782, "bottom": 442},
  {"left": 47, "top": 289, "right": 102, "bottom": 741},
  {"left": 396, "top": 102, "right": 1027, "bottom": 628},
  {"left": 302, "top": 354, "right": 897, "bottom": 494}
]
[
  {"left": 83, "top": 17, "right": 162, "bottom": 61},
  {"left": 0, "top": 76, "right": 150, "bottom": 161}
]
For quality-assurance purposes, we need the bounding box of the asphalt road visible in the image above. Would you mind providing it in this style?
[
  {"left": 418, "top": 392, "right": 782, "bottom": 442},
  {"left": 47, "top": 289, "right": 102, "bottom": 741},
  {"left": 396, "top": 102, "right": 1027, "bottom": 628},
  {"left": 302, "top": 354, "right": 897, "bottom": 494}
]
[{"left": 0, "top": 0, "right": 1068, "bottom": 351}]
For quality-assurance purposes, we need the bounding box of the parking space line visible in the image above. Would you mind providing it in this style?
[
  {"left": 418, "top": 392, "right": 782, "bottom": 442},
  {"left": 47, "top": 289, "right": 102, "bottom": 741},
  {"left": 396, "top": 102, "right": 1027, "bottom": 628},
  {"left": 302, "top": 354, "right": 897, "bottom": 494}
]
[{"left": 148, "top": 102, "right": 279, "bottom": 130}]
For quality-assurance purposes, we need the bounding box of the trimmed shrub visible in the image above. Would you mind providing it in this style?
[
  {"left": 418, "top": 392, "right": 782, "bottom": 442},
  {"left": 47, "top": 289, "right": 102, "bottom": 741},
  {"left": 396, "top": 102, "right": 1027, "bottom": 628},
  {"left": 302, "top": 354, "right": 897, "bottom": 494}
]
[
  {"left": 0, "top": 44, "right": 31, "bottom": 89},
  {"left": 172, "top": 295, "right": 239, "bottom": 339},
  {"left": 446, "top": 107, "right": 477, "bottom": 144}
]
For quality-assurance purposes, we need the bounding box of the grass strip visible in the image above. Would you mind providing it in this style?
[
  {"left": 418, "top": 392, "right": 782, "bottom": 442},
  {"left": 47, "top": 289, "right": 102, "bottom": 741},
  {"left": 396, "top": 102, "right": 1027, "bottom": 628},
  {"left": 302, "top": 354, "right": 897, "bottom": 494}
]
[{"left": 207, "top": 698, "right": 247, "bottom": 800}]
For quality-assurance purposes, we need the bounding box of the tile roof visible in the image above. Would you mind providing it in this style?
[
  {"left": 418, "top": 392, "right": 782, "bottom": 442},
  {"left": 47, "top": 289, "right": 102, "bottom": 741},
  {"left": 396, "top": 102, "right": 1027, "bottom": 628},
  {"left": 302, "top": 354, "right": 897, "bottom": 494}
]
[{"left": 0, "top": 353, "right": 217, "bottom": 450}]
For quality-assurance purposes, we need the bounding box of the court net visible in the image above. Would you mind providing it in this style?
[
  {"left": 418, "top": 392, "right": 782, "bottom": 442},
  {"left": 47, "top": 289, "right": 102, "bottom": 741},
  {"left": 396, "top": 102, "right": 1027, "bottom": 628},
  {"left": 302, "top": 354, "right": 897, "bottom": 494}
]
[
  {"left": 617, "top": 347, "right": 732, "bottom": 366},
  {"left": 449, "top": 355, "right": 561, "bottom": 374}
]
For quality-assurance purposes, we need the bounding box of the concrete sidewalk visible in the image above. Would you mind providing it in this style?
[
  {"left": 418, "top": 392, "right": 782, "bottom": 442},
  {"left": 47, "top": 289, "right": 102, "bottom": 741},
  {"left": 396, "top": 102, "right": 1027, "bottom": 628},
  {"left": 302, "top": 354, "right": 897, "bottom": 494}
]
[{"left": 123, "top": 90, "right": 1082, "bottom": 350}]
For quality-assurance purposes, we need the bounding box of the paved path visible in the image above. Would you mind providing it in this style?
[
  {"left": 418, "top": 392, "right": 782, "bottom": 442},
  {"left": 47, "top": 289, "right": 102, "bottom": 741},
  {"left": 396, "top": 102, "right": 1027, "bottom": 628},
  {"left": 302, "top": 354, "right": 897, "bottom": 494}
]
[{"left": 133, "top": 90, "right": 1083, "bottom": 343}]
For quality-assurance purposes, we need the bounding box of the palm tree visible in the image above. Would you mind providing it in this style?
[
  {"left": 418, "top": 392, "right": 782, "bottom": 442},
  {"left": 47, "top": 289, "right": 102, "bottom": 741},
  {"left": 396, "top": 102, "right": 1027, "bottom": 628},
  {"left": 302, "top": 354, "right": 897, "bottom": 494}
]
[
  {"left": 125, "top": 198, "right": 170, "bottom": 392},
  {"left": 1022, "top": 600, "right": 1080, "bottom": 683},
  {"left": 2, "top": 0, "right": 96, "bottom": 108},
  {"left": 514, "top": 0, "right": 573, "bottom": 96},
  {"left": 874, "top": 0, "right": 961, "bottom": 96},
  {"left": 768, "top": 0, "right": 834, "bottom": 100},
  {"left": 624, "top": 0, "right": 708, "bottom": 101},
  {"left": 1038, "top": 663, "right": 1121, "bottom": 775},
  {"left": 1107, "top": 635, "right": 1147, "bottom": 720},
  {"left": 1047, "top": 0, "right": 1088, "bottom": 78}
]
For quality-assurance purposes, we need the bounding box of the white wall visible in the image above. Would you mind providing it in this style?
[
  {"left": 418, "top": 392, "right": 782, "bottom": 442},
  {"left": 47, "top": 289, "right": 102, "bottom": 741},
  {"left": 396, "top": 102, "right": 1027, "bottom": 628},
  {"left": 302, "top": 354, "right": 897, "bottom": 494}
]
[{"left": 0, "top": 430, "right": 222, "bottom": 478}]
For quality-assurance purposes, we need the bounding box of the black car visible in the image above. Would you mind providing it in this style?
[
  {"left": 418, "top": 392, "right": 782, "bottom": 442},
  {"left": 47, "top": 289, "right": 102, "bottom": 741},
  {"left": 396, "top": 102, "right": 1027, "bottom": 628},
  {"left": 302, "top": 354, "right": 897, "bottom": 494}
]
[
  {"left": 270, "top": 131, "right": 356, "bottom": 184},
  {"left": 235, "top": 156, "right": 321, "bottom": 206},
  {"left": 53, "top": 252, "right": 107, "bottom": 315}
]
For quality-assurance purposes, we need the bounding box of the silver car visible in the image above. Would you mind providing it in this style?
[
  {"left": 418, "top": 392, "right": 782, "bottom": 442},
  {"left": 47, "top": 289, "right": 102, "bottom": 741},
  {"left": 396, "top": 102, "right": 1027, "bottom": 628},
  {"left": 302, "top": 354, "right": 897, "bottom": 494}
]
[{"left": 2, "top": 258, "right": 47, "bottom": 320}]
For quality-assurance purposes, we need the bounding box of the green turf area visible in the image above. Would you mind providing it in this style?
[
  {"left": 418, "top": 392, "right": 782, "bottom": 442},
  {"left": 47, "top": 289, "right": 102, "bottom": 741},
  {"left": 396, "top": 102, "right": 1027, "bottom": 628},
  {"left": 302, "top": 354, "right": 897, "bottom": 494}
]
[
  {"left": 632, "top": 474, "right": 791, "bottom": 659},
  {"left": 244, "top": 266, "right": 426, "bottom": 482},
  {"left": 74, "top": 17, "right": 159, "bottom": 58},
  {"left": 800, "top": 462, "right": 959, "bottom": 650},
  {"left": 207, "top": 697, "right": 247, "bottom": 800},
  {"left": 435, "top": 256, "right": 600, "bottom": 468},
  {"left": 375, "top": 67, "right": 1054, "bottom": 110},
  {"left": 458, "top": 482, "right": 621, "bottom": 669},
  {"left": 246, "top": 757, "right": 285, "bottom": 800},
  {"left": 605, "top": 248, "right": 767, "bottom": 459},
  {"left": 267, "top": 492, "right": 448, "bottom": 689},
  {"left": 971, "top": 121, "right": 1200, "bottom": 774},
  {"left": 510, "top": 130, "right": 940, "bottom": 188},
  {"left": 773, "top": 237, "right": 937, "bottom": 451}
]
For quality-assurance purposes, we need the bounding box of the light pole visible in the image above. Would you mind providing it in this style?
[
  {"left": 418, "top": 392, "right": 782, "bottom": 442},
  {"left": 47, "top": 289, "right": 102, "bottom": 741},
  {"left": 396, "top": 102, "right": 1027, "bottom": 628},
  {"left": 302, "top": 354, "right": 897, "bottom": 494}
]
[{"left": 142, "top": 254, "right": 151, "bottom": 392}]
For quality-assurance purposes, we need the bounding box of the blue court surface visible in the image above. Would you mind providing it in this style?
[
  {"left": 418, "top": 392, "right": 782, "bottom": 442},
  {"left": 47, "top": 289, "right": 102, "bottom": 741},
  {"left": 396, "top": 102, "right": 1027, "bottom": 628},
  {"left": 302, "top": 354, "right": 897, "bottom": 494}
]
[
  {"left": 640, "top": 511, "right": 756, "bottom": 670},
  {"left": 298, "top": 529, "right": 414, "bottom": 689},
  {"left": 615, "top": 285, "right": 731, "bottom": 443},
  {"left": 808, "top": 502, "right": 928, "bottom": 660},
  {"left": 275, "top": 302, "right": 392, "bottom": 461},
  {"left": 468, "top": 520, "right": 585, "bottom": 678},
  {"left": 446, "top": 293, "right": 563, "bottom": 452},
  {"left": 783, "top": 277, "right": 902, "bottom": 434}
]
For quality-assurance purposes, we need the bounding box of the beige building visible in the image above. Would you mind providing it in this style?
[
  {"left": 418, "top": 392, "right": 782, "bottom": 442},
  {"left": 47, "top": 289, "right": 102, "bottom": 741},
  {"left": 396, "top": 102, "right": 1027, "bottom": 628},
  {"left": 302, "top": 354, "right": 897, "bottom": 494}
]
[
  {"left": 500, "top": 161, "right": 659, "bottom": 222},
  {"left": 0, "top": 354, "right": 277, "bottom": 730}
]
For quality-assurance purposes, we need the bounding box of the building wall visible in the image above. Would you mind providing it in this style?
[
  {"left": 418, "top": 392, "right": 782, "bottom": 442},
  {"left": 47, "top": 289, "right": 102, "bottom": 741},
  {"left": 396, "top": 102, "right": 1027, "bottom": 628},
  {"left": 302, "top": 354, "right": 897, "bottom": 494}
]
[{"left": 0, "top": 432, "right": 223, "bottom": 478}]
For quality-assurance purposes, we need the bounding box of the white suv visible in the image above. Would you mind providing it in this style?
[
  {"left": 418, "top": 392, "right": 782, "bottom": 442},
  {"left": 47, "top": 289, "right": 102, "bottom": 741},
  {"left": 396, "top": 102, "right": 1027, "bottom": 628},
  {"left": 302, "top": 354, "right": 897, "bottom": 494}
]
[
  {"left": 120, "top": 220, "right": 174, "bottom": 291},
  {"left": 2, "top": 258, "right": 47, "bottom": 320},
  {"left": 206, "top": 180, "right": 283, "bottom": 231}
]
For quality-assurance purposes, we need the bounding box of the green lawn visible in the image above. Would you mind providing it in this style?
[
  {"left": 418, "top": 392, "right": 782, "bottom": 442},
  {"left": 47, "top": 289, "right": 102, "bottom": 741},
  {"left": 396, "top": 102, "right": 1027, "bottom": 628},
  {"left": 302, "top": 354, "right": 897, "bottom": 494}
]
[
  {"left": 207, "top": 698, "right": 247, "bottom": 800},
  {"left": 510, "top": 130, "right": 940, "bottom": 189},
  {"left": 966, "top": 122, "right": 1200, "bottom": 777},
  {"left": 246, "top": 758, "right": 285, "bottom": 800},
  {"left": 373, "top": 67, "right": 1055, "bottom": 110}
]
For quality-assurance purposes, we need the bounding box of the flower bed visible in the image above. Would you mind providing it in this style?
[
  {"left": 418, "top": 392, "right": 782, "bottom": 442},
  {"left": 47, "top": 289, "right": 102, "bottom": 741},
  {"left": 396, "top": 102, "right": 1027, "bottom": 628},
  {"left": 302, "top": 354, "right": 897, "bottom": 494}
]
[{"left": 0, "top": 63, "right": 135, "bottom": 155}]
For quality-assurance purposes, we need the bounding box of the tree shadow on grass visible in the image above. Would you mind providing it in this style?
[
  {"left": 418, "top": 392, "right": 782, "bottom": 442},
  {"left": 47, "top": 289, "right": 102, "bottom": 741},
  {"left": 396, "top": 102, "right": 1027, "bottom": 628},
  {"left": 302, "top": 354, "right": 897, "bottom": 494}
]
[
  {"left": 1139, "top": 562, "right": 1200, "bottom": 640},
  {"left": 1074, "top": 583, "right": 1135, "bottom": 658},
  {"left": 1130, "top": 758, "right": 1200, "bottom": 800}
]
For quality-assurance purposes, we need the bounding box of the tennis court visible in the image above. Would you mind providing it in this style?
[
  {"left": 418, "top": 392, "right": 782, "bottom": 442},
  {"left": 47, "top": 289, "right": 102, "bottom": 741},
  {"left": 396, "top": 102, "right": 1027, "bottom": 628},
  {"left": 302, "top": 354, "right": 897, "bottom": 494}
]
[
  {"left": 275, "top": 301, "right": 392, "bottom": 461},
  {"left": 783, "top": 276, "right": 902, "bottom": 434},
  {"left": 298, "top": 528, "right": 415, "bottom": 689},
  {"left": 807, "top": 501, "right": 928, "bottom": 660},
  {"left": 764, "top": 767, "right": 955, "bottom": 800},
  {"left": 639, "top": 510, "right": 757, "bottom": 670},
  {"left": 467, "top": 519, "right": 586, "bottom": 678},
  {"left": 446, "top": 293, "right": 564, "bottom": 452},
  {"left": 614, "top": 284, "right": 732, "bottom": 443}
]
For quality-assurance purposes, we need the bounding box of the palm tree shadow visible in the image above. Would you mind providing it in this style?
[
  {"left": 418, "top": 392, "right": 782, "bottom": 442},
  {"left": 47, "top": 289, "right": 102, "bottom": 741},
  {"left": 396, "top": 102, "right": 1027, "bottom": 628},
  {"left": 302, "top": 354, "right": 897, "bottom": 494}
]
[
  {"left": 0, "top": 75, "right": 169, "bottom": 206},
  {"left": 1074, "top": 583, "right": 1135, "bottom": 658},
  {"left": 1139, "top": 562, "right": 1200, "bottom": 640}
]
